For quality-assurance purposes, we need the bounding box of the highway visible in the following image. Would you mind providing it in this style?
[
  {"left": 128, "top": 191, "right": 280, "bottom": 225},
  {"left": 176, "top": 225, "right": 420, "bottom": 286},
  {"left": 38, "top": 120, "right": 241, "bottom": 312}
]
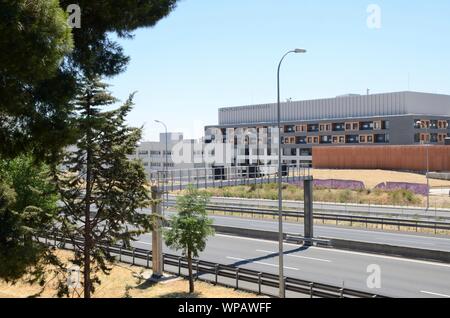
[
  {"left": 131, "top": 231, "right": 450, "bottom": 298},
  {"left": 154, "top": 208, "right": 450, "bottom": 252},
  {"left": 167, "top": 195, "right": 450, "bottom": 220}
]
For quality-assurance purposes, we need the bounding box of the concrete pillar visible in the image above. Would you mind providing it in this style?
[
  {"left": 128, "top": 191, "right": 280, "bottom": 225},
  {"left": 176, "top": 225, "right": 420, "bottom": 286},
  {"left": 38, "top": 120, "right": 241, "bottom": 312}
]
[
  {"left": 304, "top": 178, "right": 314, "bottom": 244},
  {"left": 151, "top": 186, "right": 163, "bottom": 278}
]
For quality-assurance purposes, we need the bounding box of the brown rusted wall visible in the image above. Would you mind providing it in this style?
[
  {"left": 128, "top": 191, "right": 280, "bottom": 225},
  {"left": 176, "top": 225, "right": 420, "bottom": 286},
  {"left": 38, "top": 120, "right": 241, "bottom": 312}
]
[{"left": 312, "top": 145, "right": 450, "bottom": 172}]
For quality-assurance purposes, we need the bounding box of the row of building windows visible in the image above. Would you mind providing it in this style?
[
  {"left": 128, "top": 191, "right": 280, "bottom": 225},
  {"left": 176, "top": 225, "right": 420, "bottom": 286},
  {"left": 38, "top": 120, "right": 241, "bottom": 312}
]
[
  {"left": 142, "top": 162, "right": 175, "bottom": 168},
  {"left": 284, "top": 120, "right": 389, "bottom": 134},
  {"left": 136, "top": 150, "right": 173, "bottom": 156},
  {"left": 283, "top": 133, "right": 389, "bottom": 145},
  {"left": 414, "top": 133, "right": 450, "bottom": 144},
  {"left": 414, "top": 119, "right": 450, "bottom": 129}
]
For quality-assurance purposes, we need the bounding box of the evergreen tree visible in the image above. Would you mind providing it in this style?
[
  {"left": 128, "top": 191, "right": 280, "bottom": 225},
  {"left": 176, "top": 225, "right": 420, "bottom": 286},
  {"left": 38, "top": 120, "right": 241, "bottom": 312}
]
[
  {"left": 164, "top": 186, "right": 214, "bottom": 293},
  {"left": 52, "top": 77, "right": 152, "bottom": 298},
  {"left": 0, "top": 155, "right": 60, "bottom": 283}
]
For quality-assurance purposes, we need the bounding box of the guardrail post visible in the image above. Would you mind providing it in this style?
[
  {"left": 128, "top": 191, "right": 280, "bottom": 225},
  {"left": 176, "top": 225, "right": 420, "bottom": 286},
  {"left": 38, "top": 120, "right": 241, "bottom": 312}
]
[
  {"left": 146, "top": 251, "right": 150, "bottom": 269},
  {"left": 119, "top": 247, "right": 122, "bottom": 262},
  {"left": 151, "top": 186, "right": 163, "bottom": 279},
  {"left": 235, "top": 268, "right": 240, "bottom": 289},
  {"left": 215, "top": 264, "right": 219, "bottom": 285},
  {"left": 258, "top": 273, "right": 262, "bottom": 295},
  {"left": 132, "top": 248, "right": 135, "bottom": 265},
  {"left": 340, "top": 288, "right": 344, "bottom": 298},
  {"left": 309, "top": 282, "right": 314, "bottom": 298},
  {"left": 196, "top": 261, "right": 200, "bottom": 281},
  {"left": 162, "top": 254, "right": 165, "bottom": 272},
  {"left": 178, "top": 257, "right": 182, "bottom": 276}
]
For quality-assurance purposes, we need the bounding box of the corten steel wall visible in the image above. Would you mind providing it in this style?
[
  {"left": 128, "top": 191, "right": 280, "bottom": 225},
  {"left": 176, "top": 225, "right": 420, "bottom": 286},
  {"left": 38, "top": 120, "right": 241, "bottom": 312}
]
[{"left": 312, "top": 146, "right": 450, "bottom": 172}]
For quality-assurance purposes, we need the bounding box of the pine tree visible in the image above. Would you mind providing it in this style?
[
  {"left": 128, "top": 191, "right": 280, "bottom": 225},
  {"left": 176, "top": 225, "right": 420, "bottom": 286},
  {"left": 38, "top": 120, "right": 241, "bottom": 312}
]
[
  {"left": 52, "top": 77, "right": 152, "bottom": 298},
  {"left": 164, "top": 186, "right": 214, "bottom": 293}
]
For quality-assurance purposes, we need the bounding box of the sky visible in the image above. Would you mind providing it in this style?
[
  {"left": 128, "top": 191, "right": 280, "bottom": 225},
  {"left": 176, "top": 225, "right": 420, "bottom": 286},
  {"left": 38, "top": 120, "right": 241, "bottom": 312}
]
[{"left": 108, "top": 0, "right": 450, "bottom": 141}]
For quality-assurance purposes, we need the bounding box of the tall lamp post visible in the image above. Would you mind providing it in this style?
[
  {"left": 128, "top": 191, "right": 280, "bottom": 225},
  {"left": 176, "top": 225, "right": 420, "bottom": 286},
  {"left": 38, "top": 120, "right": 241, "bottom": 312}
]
[
  {"left": 417, "top": 120, "right": 430, "bottom": 210},
  {"left": 277, "top": 49, "right": 306, "bottom": 298},
  {"left": 155, "top": 120, "right": 168, "bottom": 215}
]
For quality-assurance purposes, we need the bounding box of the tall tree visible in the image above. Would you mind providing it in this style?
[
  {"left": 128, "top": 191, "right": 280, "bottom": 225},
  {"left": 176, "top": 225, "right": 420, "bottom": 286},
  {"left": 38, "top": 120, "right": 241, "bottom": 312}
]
[
  {"left": 0, "top": 0, "right": 75, "bottom": 158},
  {"left": 52, "top": 77, "right": 152, "bottom": 298},
  {"left": 164, "top": 186, "right": 215, "bottom": 293},
  {"left": 60, "top": 0, "right": 178, "bottom": 77},
  {"left": 0, "top": 155, "right": 59, "bottom": 282}
]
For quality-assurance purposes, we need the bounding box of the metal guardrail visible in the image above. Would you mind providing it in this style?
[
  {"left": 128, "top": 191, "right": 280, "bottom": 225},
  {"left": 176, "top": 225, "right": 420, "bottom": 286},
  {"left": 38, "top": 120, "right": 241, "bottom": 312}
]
[
  {"left": 43, "top": 234, "right": 387, "bottom": 299},
  {"left": 179, "top": 203, "right": 450, "bottom": 234},
  {"left": 151, "top": 164, "right": 312, "bottom": 191}
]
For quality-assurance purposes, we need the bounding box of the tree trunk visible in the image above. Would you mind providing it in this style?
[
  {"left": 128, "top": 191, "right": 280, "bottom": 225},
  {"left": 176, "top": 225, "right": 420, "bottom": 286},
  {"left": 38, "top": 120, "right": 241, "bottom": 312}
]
[
  {"left": 83, "top": 102, "right": 93, "bottom": 299},
  {"left": 187, "top": 250, "right": 194, "bottom": 294}
]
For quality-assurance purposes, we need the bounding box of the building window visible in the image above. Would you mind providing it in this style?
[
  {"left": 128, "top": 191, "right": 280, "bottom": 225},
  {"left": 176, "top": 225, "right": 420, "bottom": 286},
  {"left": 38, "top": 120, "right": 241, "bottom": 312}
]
[
  {"left": 284, "top": 125, "right": 295, "bottom": 133},
  {"left": 307, "top": 124, "right": 319, "bottom": 132},
  {"left": 333, "top": 123, "right": 345, "bottom": 131},
  {"left": 345, "top": 122, "right": 359, "bottom": 131},
  {"left": 359, "top": 135, "right": 374, "bottom": 144},
  {"left": 138, "top": 150, "right": 149, "bottom": 155},
  {"left": 307, "top": 136, "right": 319, "bottom": 144},
  {"left": 320, "top": 135, "right": 332, "bottom": 144},
  {"left": 319, "top": 123, "right": 332, "bottom": 132},
  {"left": 346, "top": 135, "right": 359, "bottom": 144},
  {"left": 374, "top": 121, "right": 382, "bottom": 130},
  {"left": 295, "top": 125, "right": 307, "bottom": 132},
  {"left": 360, "top": 122, "right": 373, "bottom": 131},
  {"left": 296, "top": 136, "right": 307, "bottom": 144},
  {"left": 300, "top": 148, "right": 312, "bottom": 156},
  {"left": 430, "top": 120, "right": 438, "bottom": 129},
  {"left": 375, "top": 134, "right": 387, "bottom": 143},
  {"left": 438, "top": 133, "right": 447, "bottom": 143}
]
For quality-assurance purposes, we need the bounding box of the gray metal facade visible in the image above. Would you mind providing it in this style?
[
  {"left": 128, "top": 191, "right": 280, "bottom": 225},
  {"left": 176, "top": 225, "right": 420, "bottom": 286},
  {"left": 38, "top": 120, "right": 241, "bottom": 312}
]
[{"left": 218, "top": 91, "right": 450, "bottom": 126}]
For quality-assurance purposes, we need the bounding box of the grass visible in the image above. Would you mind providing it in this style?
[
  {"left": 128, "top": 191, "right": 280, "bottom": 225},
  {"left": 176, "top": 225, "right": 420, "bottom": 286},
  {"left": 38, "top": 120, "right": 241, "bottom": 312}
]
[
  {"left": 206, "top": 210, "right": 450, "bottom": 236},
  {"left": 193, "top": 183, "right": 426, "bottom": 207},
  {"left": 0, "top": 250, "right": 260, "bottom": 299}
]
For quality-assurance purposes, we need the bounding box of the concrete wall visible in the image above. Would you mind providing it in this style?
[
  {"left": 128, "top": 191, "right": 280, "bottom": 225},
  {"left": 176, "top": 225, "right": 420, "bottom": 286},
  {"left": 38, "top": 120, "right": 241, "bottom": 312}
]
[{"left": 312, "top": 145, "right": 450, "bottom": 172}]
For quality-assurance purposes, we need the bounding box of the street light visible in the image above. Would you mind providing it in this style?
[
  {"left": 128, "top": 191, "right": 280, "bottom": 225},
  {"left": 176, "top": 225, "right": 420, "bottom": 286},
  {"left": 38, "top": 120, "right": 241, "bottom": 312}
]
[
  {"left": 277, "top": 49, "right": 306, "bottom": 298},
  {"left": 155, "top": 120, "right": 168, "bottom": 215},
  {"left": 416, "top": 120, "right": 430, "bottom": 210}
]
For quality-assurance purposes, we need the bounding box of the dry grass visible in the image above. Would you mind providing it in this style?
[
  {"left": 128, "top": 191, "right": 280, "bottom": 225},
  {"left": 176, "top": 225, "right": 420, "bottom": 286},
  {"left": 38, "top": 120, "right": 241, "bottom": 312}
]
[
  {"left": 0, "top": 250, "right": 259, "bottom": 299},
  {"left": 311, "top": 169, "right": 450, "bottom": 189}
]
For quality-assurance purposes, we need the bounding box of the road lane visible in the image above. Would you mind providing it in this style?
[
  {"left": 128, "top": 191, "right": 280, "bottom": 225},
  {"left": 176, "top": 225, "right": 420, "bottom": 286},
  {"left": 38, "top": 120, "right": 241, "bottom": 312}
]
[{"left": 132, "top": 232, "right": 450, "bottom": 298}]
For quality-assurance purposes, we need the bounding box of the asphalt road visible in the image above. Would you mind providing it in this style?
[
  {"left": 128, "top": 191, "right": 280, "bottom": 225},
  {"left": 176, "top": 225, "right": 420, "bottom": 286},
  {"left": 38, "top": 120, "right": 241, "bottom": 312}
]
[
  {"left": 151, "top": 207, "right": 450, "bottom": 252},
  {"left": 168, "top": 195, "right": 450, "bottom": 220},
  {"left": 131, "top": 232, "right": 450, "bottom": 298}
]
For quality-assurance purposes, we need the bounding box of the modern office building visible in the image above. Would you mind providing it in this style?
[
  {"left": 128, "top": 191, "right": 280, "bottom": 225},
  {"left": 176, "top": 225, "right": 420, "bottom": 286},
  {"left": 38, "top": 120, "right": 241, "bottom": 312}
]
[
  {"left": 205, "top": 91, "right": 450, "bottom": 167},
  {"left": 129, "top": 132, "right": 204, "bottom": 178}
]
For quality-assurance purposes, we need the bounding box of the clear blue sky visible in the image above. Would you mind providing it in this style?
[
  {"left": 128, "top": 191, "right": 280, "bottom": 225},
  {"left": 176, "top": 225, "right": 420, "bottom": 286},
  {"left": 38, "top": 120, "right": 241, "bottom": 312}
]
[{"left": 108, "top": 0, "right": 450, "bottom": 141}]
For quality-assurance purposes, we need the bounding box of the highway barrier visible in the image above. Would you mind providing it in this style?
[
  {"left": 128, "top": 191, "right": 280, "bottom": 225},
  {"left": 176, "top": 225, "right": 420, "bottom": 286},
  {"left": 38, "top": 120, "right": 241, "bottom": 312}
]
[
  {"left": 43, "top": 234, "right": 387, "bottom": 299},
  {"left": 196, "top": 204, "right": 450, "bottom": 234}
]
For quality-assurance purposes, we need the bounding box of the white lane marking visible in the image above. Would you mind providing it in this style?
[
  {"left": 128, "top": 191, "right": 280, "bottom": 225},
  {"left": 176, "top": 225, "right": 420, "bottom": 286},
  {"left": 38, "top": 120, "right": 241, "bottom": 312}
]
[
  {"left": 216, "top": 234, "right": 450, "bottom": 268},
  {"left": 256, "top": 250, "right": 331, "bottom": 263},
  {"left": 216, "top": 234, "right": 300, "bottom": 247},
  {"left": 226, "top": 256, "right": 299, "bottom": 271},
  {"left": 420, "top": 290, "right": 450, "bottom": 298},
  {"left": 310, "top": 246, "right": 450, "bottom": 268}
]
